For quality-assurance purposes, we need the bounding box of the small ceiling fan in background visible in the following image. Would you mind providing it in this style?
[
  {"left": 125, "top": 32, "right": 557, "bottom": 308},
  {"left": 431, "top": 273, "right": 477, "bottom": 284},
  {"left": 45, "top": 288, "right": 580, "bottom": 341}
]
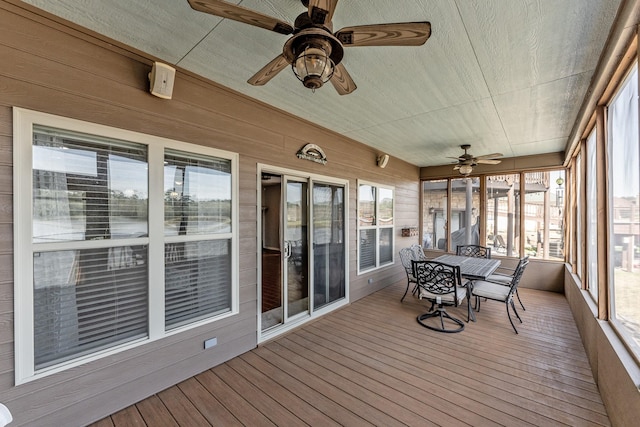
[
  {"left": 187, "top": 0, "right": 431, "bottom": 94},
  {"left": 450, "top": 144, "right": 502, "bottom": 176}
]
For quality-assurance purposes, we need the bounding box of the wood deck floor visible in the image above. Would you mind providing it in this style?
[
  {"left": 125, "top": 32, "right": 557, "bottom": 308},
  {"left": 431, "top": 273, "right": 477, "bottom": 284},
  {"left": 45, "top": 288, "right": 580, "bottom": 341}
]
[{"left": 90, "top": 282, "right": 611, "bottom": 426}]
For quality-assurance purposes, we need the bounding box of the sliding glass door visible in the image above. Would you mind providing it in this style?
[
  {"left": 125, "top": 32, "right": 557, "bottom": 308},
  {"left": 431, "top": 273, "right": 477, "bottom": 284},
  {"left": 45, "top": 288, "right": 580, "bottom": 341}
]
[{"left": 260, "top": 170, "right": 346, "bottom": 335}]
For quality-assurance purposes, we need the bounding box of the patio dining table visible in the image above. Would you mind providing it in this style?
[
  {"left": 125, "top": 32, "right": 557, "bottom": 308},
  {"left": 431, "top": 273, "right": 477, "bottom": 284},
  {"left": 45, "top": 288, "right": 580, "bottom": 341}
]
[
  {"left": 432, "top": 254, "right": 501, "bottom": 280},
  {"left": 432, "top": 254, "right": 501, "bottom": 322}
]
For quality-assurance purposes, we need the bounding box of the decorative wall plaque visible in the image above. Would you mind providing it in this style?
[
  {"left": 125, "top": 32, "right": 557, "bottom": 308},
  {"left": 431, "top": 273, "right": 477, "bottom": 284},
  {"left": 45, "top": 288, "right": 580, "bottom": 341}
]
[{"left": 297, "top": 143, "right": 327, "bottom": 165}]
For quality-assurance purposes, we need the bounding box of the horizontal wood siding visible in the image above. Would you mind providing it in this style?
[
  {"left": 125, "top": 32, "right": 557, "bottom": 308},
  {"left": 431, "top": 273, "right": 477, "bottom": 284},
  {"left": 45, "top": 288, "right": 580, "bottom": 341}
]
[{"left": 0, "top": 1, "right": 418, "bottom": 425}]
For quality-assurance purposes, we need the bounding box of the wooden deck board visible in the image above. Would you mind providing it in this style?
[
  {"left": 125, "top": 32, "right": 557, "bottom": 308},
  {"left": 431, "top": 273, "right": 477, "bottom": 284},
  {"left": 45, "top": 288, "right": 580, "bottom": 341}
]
[
  {"left": 109, "top": 406, "right": 146, "bottom": 427},
  {"left": 90, "top": 284, "right": 611, "bottom": 427},
  {"left": 310, "top": 314, "right": 608, "bottom": 426},
  {"left": 339, "top": 295, "right": 605, "bottom": 402},
  {"left": 156, "top": 386, "right": 210, "bottom": 426},
  {"left": 239, "top": 350, "right": 373, "bottom": 427},
  {"left": 195, "top": 369, "right": 277, "bottom": 427},
  {"left": 332, "top": 311, "right": 603, "bottom": 404},
  {"left": 305, "top": 315, "right": 556, "bottom": 426},
  {"left": 135, "top": 395, "right": 178, "bottom": 427},
  {"left": 225, "top": 356, "right": 342, "bottom": 426},
  {"left": 177, "top": 378, "right": 243, "bottom": 427},
  {"left": 283, "top": 330, "right": 502, "bottom": 427}
]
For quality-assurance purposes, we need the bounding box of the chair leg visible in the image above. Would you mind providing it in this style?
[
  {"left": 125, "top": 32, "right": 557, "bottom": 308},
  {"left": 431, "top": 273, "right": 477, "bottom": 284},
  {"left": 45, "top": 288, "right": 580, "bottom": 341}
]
[
  {"left": 411, "top": 283, "right": 420, "bottom": 298},
  {"left": 515, "top": 289, "right": 525, "bottom": 311},
  {"left": 505, "top": 300, "right": 519, "bottom": 334},
  {"left": 401, "top": 282, "right": 410, "bottom": 302},
  {"left": 466, "top": 293, "right": 475, "bottom": 323},
  {"left": 417, "top": 307, "right": 465, "bottom": 333},
  {"left": 510, "top": 299, "right": 523, "bottom": 323}
]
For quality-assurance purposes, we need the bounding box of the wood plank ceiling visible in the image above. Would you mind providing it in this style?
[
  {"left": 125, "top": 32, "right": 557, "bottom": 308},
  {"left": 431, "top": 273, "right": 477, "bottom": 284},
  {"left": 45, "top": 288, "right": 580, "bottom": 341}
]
[{"left": 21, "top": 0, "right": 622, "bottom": 166}]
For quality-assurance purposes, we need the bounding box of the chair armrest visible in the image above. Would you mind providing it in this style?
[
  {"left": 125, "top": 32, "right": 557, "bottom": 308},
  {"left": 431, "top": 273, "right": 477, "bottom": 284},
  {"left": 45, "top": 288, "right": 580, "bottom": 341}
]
[
  {"left": 494, "top": 266, "right": 516, "bottom": 275},
  {"left": 482, "top": 274, "right": 513, "bottom": 287}
]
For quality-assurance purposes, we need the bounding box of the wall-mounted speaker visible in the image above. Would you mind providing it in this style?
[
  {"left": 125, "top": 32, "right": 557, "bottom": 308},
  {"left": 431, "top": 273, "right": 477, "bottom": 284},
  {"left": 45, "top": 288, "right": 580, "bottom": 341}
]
[
  {"left": 148, "top": 62, "right": 176, "bottom": 99},
  {"left": 377, "top": 154, "right": 390, "bottom": 168}
]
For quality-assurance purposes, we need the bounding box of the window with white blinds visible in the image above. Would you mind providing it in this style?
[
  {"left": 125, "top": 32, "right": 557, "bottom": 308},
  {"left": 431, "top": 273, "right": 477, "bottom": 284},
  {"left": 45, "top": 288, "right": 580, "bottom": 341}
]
[
  {"left": 31, "top": 128, "right": 150, "bottom": 370},
  {"left": 33, "top": 247, "right": 148, "bottom": 370},
  {"left": 357, "top": 181, "right": 394, "bottom": 273},
  {"left": 163, "top": 149, "right": 233, "bottom": 330},
  {"left": 14, "top": 109, "right": 238, "bottom": 383}
]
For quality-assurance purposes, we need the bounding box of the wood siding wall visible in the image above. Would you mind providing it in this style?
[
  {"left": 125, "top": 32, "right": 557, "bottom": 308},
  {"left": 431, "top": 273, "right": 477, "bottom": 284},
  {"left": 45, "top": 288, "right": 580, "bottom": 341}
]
[{"left": 0, "top": 3, "right": 420, "bottom": 426}]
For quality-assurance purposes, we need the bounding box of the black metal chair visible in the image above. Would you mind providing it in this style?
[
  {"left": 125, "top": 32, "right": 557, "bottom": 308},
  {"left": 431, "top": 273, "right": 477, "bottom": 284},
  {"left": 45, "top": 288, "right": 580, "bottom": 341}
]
[
  {"left": 470, "top": 257, "right": 529, "bottom": 334},
  {"left": 456, "top": 244, "right": 491, "bottom": 259},
  {"left": 399, "top": 247, "right": 419, "bottom": 301},
  {"left": 486, "top": 255, "right": 529, "bottom": 310},
  {"left": 410, "top": 243, "right": 427, "bottom": 261},
  {"left": 412, "top": 260, "right": 469, "bottom": 333}
]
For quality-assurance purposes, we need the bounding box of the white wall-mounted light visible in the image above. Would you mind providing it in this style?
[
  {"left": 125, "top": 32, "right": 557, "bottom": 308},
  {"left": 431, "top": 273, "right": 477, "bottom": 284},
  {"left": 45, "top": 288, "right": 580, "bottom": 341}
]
[
  {"left": 148, "top": 62, "right": 176, "bottom": 99},
  {"left": 377, "top": 154, "right": 390, "bottom": 168}
]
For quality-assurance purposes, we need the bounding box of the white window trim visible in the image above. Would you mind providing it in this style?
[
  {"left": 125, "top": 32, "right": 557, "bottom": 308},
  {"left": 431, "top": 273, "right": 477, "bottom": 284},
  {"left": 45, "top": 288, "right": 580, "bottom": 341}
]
[
  {"left": 357, "top": 179, "right": 395, "bottom": 275},
  {"left": 13, "top": 108, "right": 239, "bottom": 384}
]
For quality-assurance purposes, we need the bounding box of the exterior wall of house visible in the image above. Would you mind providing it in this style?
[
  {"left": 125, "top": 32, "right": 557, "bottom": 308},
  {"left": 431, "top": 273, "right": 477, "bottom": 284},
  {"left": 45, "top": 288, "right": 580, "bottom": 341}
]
[
  {"left": 0, "top": 3, "right": 420, "bottom": 426},
  {"left": 565, "top": 269, "right": 640, "bottom": 427}
]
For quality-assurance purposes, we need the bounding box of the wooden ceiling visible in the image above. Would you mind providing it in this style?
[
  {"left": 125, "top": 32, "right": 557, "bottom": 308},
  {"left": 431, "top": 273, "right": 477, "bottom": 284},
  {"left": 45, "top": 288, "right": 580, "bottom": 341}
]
[{"left": 21, "top": 0, "right": 623, "bottom": 167}]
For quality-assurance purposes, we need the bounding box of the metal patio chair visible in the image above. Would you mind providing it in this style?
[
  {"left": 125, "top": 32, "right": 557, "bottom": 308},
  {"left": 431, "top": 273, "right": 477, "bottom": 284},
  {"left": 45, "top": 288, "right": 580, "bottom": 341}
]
[
  {"left": 456, "top": 244, "right": 491, "bottom": 259},
  {"left": 412, "top": 260, "right": 469, "bottom": 333},
  {"left": 410, "top": 243, "right": 428, "bottom": 261},
  {"left": 399, "top": 247, "right": 419, "bottom": 301},
  {"left": 470, "top": 256, "right": 529, "bottom": 334},
  {"left": 486, "top": 255, "right": 529, "bottom": 310}
]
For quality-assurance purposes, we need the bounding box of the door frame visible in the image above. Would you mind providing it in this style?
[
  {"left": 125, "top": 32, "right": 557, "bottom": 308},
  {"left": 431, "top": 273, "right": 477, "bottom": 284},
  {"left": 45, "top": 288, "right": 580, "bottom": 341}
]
[{"left": 257, "top": 164, "right": 349, "bottom": 343}]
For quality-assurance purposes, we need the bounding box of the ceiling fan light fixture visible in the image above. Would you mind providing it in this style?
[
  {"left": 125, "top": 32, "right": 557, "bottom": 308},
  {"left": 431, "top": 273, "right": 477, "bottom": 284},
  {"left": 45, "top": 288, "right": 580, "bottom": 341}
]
[
  {"left": 459, "top": 164, "right": 473, "bottom": 175},
  {"left": 292, "top": 45, "right": 335, "bottom": 90}
]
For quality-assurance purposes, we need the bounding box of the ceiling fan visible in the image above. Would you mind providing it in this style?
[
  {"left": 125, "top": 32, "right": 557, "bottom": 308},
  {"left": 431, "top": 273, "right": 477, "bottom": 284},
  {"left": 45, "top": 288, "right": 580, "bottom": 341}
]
[
  {"left": 450, "top": 144, "right": 503, "bottom": 176},
  {"left": 187, "top": 0, "right": 431, "bottom": 95}
]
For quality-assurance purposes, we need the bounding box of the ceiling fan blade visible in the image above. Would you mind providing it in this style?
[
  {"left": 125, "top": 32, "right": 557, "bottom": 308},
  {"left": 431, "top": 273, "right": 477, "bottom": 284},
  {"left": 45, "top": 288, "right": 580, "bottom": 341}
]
[
  {"left": 188, "top": 0, "right": 293, "bottom": 35},
  {"left": 476, "top": 159, "right": 502, "bottom": 165},
  {"left": 247, "top": 54, "right": 290, "bottom": 86},
  {"left": 453, "top": 165, "right": 461, "bottom": 170},
  {"left": 308, "top": 0, "right": 339, "bottom": 25},
  {"left": 474, "top": 152, "right": 503, "bottom": 160},
  {"left": 330, "top": 63, "right": 357, "bottom": 95},
  {"left": 335, "top": 22, "right": 431, "bottom": 47}
]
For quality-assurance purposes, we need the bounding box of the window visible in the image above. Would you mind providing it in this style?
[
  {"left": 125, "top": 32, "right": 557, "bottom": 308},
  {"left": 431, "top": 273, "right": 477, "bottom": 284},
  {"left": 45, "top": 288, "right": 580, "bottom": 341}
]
[
  {"left": 422, "top": 179, "right": 447, "bottom": 250},
  {"left": 607, "top": 63, "right": 640, "bottom": 356},
  {"left": 523, "top": 170, "right": 565, "bottom": 260},
  {"left": 14, "top": 109, "right": 238, "bottom": 383},
  {"left": 486, "top": 174, "right": 520, "bottom": 257},
  {"left": 163, "top": 150, "right": 233, "bottom": 330},
  {"left": 423, "top": 170, "right": 565, "bottom": 259},
  {"left": 450, "top": 178, "right": 480, "bottom": 251},
  {"left": 575, "top": 153, "right": 584, "bottom": 279},
  {"left": 357, "top": 181, "right": 394, "bottom": 272},
  {"left": 586, "top": 128, "right": 599, "bottom": 301}
]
